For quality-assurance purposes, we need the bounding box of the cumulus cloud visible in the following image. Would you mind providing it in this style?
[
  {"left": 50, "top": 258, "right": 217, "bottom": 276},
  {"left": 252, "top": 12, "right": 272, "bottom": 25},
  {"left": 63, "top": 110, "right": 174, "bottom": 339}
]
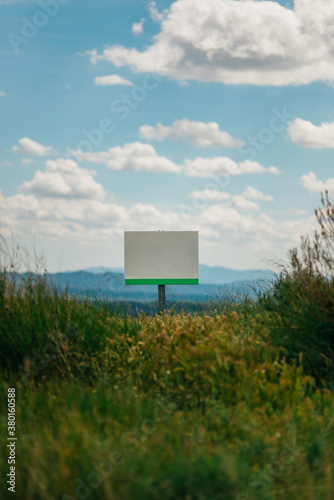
[
  {"left": 86, "top": 0, "right": 334, "bottom": 86},
  {"left": 147, "top": 1, "right": 167, "bottom": 23},
  {"left": 1, "top": 187, "right": 316, "bottom": 261},
  {"left": 188, "top": 189, "right": 231, "bottom": 201},
  {"left": 94, "top": 75, "right": 133, "bottom": 86},
  {"left": 188, "top": 189, "right": 261, "bottom": 211},
  {"left": 301, "top": 172, "right": 334, "bottom": 195},
  {"left": 132, "top": 18, "right": 145, "bottom": 35},
  {"left": 71, "top": 142, "right": 181, "bottom": 173},
  {"left": 70, "top": 142, "right": 279, "bottom": 177},
  {"left": 140, "top": 118, "right": 243, "bottom": 148},
  {"left": 20, "top": 158, "right": 106, "bottom": 199},
  {"left": 0, "top": 91, "right": 5, "bottom": 97},
  {"left": 12, "top": 137, "right": 56, "bottom": 157},
  {"left": 229, "top": 187, "right": 274, "bottom": 212},
  {"left": 105, "top": 143, "right": 181, "bottom": 172},
  {"left": 241, "top": 186, "right": 274, "bottom": 201},
  {"left": 231, "top": 195, "right": 260, "bottom": 212},
  {"left": 187, "top": 186, "right": 273, "bottom": 212},
  {"left": 287, "top": 118, "right": 334, "bottom": 148},
  {"left": 183, "top": 157, "right": 281, "bottom": 178}
]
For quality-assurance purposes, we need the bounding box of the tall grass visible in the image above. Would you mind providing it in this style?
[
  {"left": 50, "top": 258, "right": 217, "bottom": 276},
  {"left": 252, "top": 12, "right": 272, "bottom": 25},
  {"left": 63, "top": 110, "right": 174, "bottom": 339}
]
[
  {"left": 256, "top": 192, "right": 334, "bottom": 385},
  {"left": 0, "top": 270, "right": 141, "bottom": 382},
  {"left": 0, "top": 267, "right": 333, "bottom": 499}
]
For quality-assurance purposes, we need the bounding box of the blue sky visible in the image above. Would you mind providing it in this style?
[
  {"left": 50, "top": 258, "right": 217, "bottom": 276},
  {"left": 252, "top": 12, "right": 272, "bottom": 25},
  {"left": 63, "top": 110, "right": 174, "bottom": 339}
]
[{"left": 1, "top": 0, "right": 334, "bottom": 272}]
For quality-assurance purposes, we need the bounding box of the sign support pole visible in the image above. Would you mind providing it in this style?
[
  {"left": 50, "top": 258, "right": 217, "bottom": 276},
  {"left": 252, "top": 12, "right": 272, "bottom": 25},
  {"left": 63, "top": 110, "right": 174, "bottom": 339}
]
[{"left": 158, "top": 284, "right": 166, "bottom": 313}]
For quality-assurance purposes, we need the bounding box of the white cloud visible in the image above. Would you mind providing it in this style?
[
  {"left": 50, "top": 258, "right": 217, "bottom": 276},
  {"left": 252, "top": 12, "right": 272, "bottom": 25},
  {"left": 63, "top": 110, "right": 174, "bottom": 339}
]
[
  {"left": 105, "top": 143, "right": 181, "bottom": 172},
  {"left": 132, "top": 18, "right": 145, "bottom": 35},
  {"left": 187, "top": 186, "right": 273, "bottom": 214},
  {"left": 301, "top": 172, "right": 334, "bottom": 195},
  {"left": 94, "top": 75, "right": 133, "bottom": 86},
  {"left": 12, "top": 137, "right": 55, "bottom": 157},
  {"left": 188, "top": 189, "right": 262, "bottom": 211},
  {"left": 287, "top": 118, "right": 334, "bottom": 148},
  {"left": 188, "top": 189, "right": 231, "bottom": 201},
  {"left": 0, "top": 185, "right": 317, "bottom": 269},
  {"left": 183, "top": 157, "right": 281, "bottom": 178},
  {"left": 71, "top": 142, "right": 181, "bottom": 173},
  {"left": 147, "top": 1, "right": 167, "bottom": 23},
  {"left": 87, "top": 0, "right": 334, "bottom": 86},
  {"left": 70, "top": 142, "right": 279, "bottom": 177},
  {"left": 140, "top": 118, "right": 243, "bottom": 148},
  {"left": 241, "top": 186, "right": 274, "bottom": 201},
  {"left": 0, "top": 189, "right": 316, "bottom": 252},
  {"left": 231, "top": 195, "right": 260, "bottom": 212},
  {"left": 20, "top": 158, "right": 106, "bottom": 200},
  {"left": 0, "top": 91, "right": 5, "bottom": 97}
]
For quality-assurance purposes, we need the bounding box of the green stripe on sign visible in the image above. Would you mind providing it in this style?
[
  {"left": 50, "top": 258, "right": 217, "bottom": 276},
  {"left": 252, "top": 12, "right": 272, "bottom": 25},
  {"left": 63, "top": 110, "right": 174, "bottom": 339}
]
[{"left": 125, "top": 278, "right": 199, "bottom": 285}]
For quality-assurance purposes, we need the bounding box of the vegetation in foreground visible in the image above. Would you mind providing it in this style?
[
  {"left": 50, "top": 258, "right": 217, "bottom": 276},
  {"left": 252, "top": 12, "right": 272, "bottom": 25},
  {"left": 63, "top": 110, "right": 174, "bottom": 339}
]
[{"left": 0, "top": 194, "right": 334, "bottom": 500}]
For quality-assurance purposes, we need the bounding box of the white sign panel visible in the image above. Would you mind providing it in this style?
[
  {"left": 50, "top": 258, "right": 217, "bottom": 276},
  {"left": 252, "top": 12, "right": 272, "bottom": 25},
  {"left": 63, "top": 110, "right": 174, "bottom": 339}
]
[{"left": 124, "top": 231, "right": 199, "bottom": 285}]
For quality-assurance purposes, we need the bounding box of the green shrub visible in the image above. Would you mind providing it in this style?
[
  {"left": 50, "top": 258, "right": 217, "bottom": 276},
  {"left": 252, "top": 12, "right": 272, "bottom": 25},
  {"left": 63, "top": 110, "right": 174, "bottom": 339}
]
[{"left": 257, "top": 192, "right": 334, "bottom": 385}]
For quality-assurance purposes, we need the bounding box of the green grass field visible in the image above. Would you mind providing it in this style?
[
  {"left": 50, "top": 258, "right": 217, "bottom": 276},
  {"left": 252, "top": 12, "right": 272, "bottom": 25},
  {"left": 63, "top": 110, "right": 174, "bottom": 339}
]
[
  {"left": 0, "top": 268, "right": 333, "bottom": 500},
  {"left": 1, "top": 195, "right": 334, "bottom": 499}
]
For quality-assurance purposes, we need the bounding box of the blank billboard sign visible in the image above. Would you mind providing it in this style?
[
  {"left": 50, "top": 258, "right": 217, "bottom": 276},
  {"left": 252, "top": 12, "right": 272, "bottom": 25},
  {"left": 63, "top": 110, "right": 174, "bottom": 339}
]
[{"left": 124, "top": 231, "right": 199, "bottom": 285}]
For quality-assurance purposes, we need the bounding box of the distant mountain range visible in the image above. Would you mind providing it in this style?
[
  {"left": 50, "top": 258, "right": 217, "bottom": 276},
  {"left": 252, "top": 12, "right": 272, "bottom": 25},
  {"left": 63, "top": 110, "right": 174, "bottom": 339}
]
[{"left": 44, "top": 264, "right": 276, "bottom": 303}]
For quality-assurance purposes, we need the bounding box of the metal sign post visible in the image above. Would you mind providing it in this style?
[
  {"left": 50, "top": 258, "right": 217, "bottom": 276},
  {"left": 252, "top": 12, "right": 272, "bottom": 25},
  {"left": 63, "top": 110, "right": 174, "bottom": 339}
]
[{"left": 158, "top": 284, "right": 166, "bottom": 313}]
